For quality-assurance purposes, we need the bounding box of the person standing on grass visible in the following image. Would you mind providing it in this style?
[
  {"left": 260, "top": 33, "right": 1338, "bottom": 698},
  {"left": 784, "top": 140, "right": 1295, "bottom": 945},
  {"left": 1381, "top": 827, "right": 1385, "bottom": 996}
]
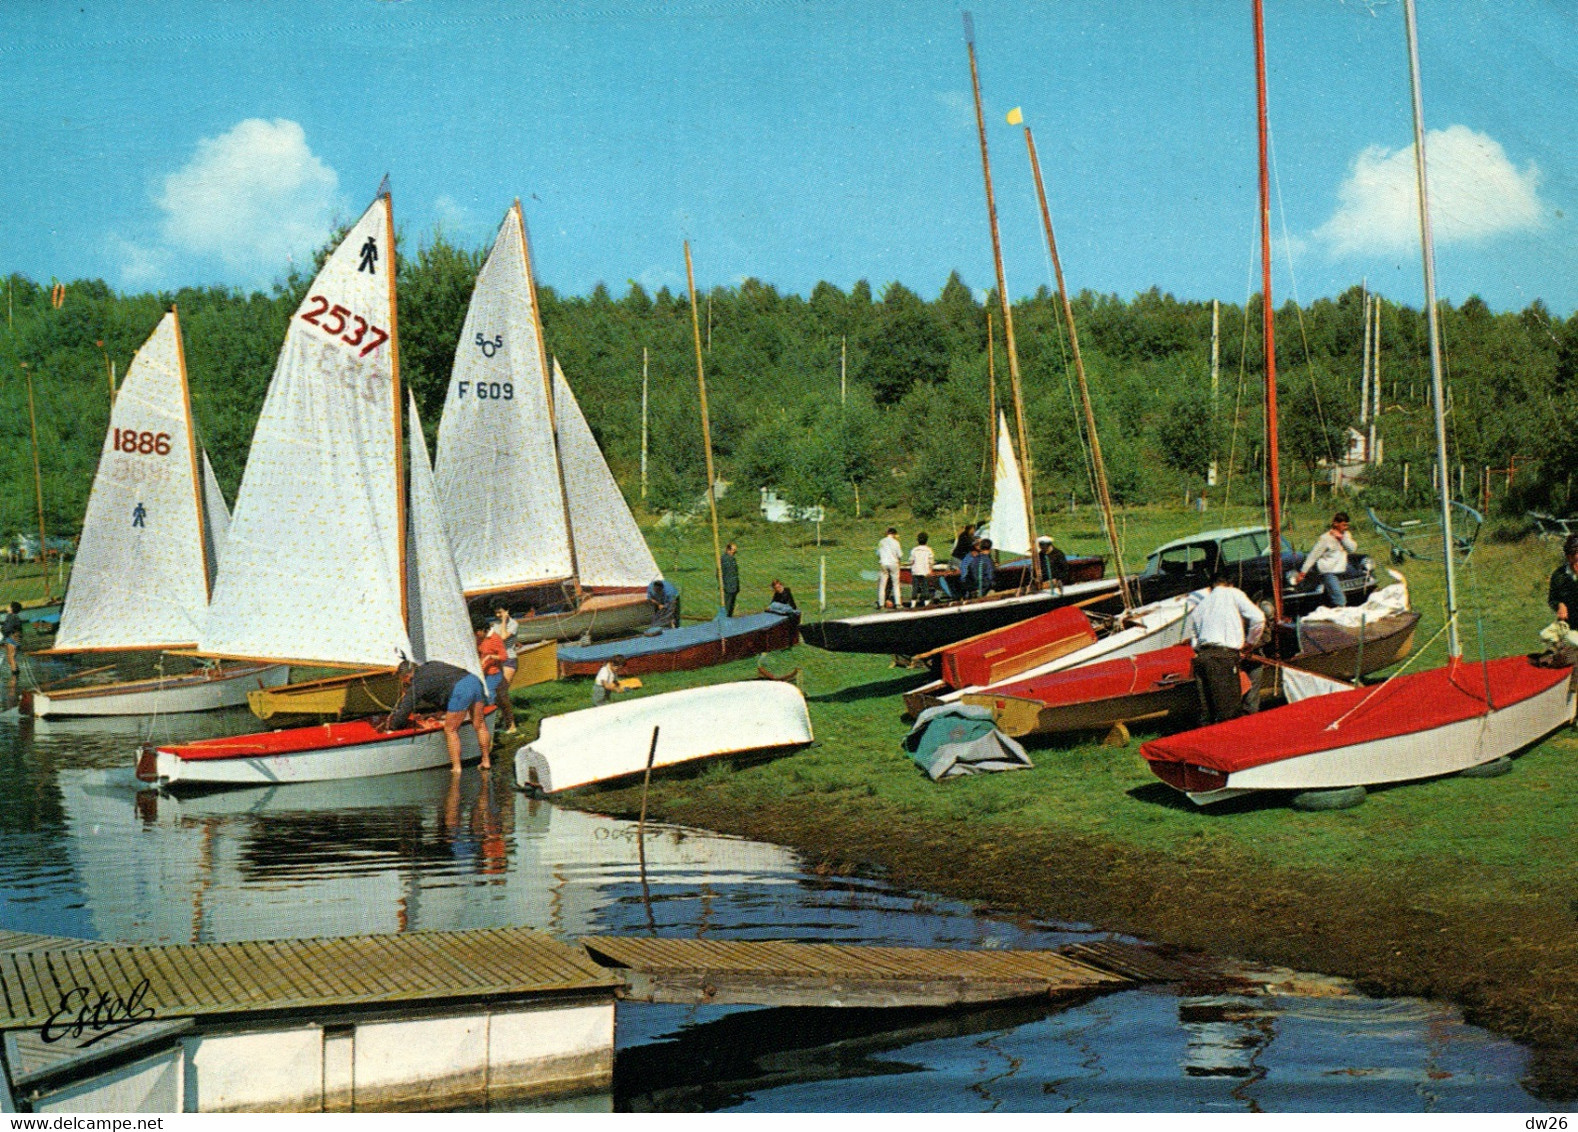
[
  {"left": 1548, "top": 534, "right": 1578, "bottom": 625},
  {"left": 908, "top": 532, "right": 935, "bottom": 607},
  {"left": 721, "top": 542, "right": 741, "bottom": 617},
  {"left": 1183, "top": 565, "right": 1266, "bottom": 724},
  {"left": 1296, "top": 512, "right": 1358, "bottom": 608},
  {"left": 2, "top": 602, "right": 20, "bottom": 677},
  {"left": 877, "top": 527, "right": 903, "bottom": 609}
]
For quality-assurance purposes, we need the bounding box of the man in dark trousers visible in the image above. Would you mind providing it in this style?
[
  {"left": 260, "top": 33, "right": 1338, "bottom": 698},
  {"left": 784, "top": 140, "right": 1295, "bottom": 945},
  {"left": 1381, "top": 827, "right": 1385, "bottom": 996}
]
[
  {"left": 1183, "top": 565, "right": 1266, "bottom": 723},
  {"left": 382, "top": 659, "right": 492, "bottom": 775},
  {"left": 1036, "top": 535, "right": 1069, "bottom": 593},
  {"left": 721, "top": 542, "right": 741, "bottom": 617}
]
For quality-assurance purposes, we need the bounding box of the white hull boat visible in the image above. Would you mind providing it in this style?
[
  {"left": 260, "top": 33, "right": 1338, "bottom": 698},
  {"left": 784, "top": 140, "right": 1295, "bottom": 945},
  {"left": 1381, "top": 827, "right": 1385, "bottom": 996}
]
[
  {"left": 141, "top": 712, "right": 496, "bottom": 789},
  {"left": 29, "top": 663, "right": 289, "bottom": 719},
  {"left": 516, "top": 680, "right": 813, "bottom": 794}
]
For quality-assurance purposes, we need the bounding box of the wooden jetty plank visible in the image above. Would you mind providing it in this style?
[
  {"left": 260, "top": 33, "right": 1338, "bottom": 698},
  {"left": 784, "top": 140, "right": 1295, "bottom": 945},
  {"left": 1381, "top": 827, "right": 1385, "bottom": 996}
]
[
  {"left": 0, "top": 929, "right": 618, "bottom": 1030},
  {"left": 0, "top": 931, "right": 95, "bottom": 955}
]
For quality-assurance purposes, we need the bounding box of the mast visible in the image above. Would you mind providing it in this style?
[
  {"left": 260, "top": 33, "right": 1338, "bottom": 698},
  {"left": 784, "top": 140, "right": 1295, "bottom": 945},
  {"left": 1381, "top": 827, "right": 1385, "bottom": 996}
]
[
  {"left": 171, "top": 306, "right": 211, "bottom": 598},
  {"left": 518, "top": 200, "right": 582, "bottom": 591},
  {"left": 1253, "top": 0, "right": 1286, "bottom": 624},
  {"left": 1403, "top": 0, "right": 1459, "bottom": 658},
  {"left": 684, "top": 242, "right": 726, "bottom": 612},
  {"left": 963, "top": 12, "right": 1040, "bottom": 583},
  {"left": 1021, "top": 114, "right": 1134, "bottom": 610},
  {"left": 986, "top": 312, "right": 996, "bottom": 480},
  {"left": 640, "top": 346, "right": 649, "bottom": 499},
  {"left": 21, "top": 362, "right": 50, "bottom": 601},
  {"left": 381, "top": 179, "right": 408, "bottom": 628}
]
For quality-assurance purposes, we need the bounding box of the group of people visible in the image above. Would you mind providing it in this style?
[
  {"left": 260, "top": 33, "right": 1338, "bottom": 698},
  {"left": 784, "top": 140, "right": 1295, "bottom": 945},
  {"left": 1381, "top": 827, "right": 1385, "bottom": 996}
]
[{"left": 875, "top": 523, "right": 1071, "bottom": 609}]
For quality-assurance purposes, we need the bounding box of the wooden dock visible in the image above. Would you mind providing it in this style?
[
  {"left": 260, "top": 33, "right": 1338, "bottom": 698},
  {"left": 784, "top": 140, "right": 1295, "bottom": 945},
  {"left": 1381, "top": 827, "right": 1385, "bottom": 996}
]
[{"left": 581, "top": 936, "right": 1129, "bottom": 1008}]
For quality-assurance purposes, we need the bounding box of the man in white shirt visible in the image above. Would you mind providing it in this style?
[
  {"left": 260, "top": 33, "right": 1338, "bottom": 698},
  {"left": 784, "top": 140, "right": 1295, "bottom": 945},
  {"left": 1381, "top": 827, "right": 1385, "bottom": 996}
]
[
  {"left": 1183, "top": 566, "right": 1266, "bottom": 723},
  {"left": 877, "top": 527, "right": 904, "bottom": 609},
  {"left": 908, "top": 532, "right": 936, "bottom": 607},
  {"left": 1296, "top": 511, "right": 1358, "bottom": 608},
  {"left": 593, "top": 656, "right": 625, "bottom": 706}
]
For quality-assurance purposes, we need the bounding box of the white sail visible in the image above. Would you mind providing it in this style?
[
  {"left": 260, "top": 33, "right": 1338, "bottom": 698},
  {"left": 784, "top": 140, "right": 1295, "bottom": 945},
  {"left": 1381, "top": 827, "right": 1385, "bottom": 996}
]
[
  {"left": 434, "top": 203, "right": 573, "bottom": 594},
  {"left": 199, "top": 449, "right": 229, "bottom": 580},
  {"left": 406, "top": 393, "right": 482, "bottom": 677},
  {"left": 202, "top": 193, "right": 411, "bottom": 668},
  {"left": 55, "top": 310, "right": 211, "bottom": 651},
  {"left": 553, "top": 359, "right": 662, "bottom": 589},
  {"left": 989, "top": 411, "right": 1032, "bottom": 558}
]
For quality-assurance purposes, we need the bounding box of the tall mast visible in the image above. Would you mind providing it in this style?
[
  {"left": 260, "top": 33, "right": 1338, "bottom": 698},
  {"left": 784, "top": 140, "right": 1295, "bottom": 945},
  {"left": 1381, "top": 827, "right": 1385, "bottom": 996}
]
[
  {"left": 380, "top": 179, "right": 408, "bottom": 628},
  {"left": 963, "top": 12, "right": 1040, "bottom": 583},
  {"left": 171, "top": 306, "right": 212, "bottom": 598},
  {"left": 640, "top": 346, "right": 649, "bottom": 499},
  {"left": 1021, "top": 114, "right": 1133, "bottom": 610},
  {"left": 986, "top": 312, "right": 996, "bottom": 482},
  {"left": 21, "top": 362, "right": 50, "bottom": 601},
  {"left": 1403, "top": 0, "right": 1459, "bottom": 658},
  {"left": 518, "top": 200, "right": 582, "bottom": 592},
  {"left": 685, "top": 242, "right": 726, "bottom": 612},
  {"left": 1253, "top": 0, "right": 1285, "bottom": 624}
]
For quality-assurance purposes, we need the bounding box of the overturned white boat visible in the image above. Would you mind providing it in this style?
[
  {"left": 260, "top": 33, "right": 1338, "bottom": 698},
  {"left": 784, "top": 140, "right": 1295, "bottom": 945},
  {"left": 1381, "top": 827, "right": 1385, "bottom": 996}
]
[{"left": 515, "top": 681, "right": 813, "bottom": 794}]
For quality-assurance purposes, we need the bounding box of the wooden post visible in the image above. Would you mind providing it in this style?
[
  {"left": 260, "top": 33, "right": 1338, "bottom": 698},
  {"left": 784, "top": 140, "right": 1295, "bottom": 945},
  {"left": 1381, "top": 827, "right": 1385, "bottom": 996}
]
[
  {"left": 819, "top": 556, "right": 827, "bottom": 611},
  {"left": 840, "top": 336, "right": 847, "bottom": 406},
  {"left": 1209, "top": 299, "right": 1219, "bottom": 485},
  {"left": 684, "top": 243, "right": 726, "bottom": 613},
  {"left": 637, "top": 726, "right": 659, "bottom": 935},
  {"left": 21, "top": 363, "right": 50, "bottom": 602}
]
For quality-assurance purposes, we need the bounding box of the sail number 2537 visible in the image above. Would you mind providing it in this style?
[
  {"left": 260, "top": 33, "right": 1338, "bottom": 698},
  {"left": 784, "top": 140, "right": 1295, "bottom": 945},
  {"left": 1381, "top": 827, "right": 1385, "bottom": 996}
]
[{"left": 300, "top": 295, "right": 390, "bottom": 358}]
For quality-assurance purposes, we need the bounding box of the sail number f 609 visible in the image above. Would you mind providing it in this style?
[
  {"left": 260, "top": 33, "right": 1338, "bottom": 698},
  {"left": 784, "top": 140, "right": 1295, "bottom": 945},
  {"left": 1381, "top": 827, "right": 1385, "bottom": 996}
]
[
  {"left": 456, "top": 381, "right": 514, "bottom": 401},
  {"left": 113, "top": 429, "right": 172, "bottom": 456},
  {"left": 300, "top": 295, "right": 390, "bottom": 358}
]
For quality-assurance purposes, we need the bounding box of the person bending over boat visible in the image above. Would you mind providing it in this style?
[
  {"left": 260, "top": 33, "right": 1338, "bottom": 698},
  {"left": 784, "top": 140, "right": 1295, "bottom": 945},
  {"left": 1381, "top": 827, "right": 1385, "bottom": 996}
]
[
  {"left": 767, "top": 578, "right": 797, "bottom": 613},
  {"left": 1183, "top": 566, "right": 1266, "bottom": 724},
  {"left": 1295, "top": 512, "right": 1357, "bottom": 607},
  {"left": 647, "top": 578, "right": 680, "bottom": 629},
  {"left": 383, "top": 659, "right": 492, "bottom": 775}
]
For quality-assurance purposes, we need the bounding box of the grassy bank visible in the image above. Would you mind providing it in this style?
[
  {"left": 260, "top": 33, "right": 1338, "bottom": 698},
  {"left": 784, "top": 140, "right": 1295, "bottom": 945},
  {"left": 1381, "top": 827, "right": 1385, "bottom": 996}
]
[{"left": 512, "top": 501, "right": 1578, "bottom": 1096}]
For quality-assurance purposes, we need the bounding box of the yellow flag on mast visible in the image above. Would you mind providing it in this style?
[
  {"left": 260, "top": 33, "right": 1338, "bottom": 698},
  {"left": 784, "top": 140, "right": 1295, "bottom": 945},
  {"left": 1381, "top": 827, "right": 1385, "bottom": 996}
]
[{"left": 1006, "top": 106, "right": 1023, "bottom": 125}]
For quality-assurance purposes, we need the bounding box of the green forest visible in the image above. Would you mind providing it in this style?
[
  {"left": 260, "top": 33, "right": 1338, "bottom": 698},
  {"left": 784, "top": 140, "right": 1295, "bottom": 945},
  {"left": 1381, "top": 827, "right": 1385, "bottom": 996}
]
[{"left": 4, "top": 227, "right": 1577, "bottom": 544}]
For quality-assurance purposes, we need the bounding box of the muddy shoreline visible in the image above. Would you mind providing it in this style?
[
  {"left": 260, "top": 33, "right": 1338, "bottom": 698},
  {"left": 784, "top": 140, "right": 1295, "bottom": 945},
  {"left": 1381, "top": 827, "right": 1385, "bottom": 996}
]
[{"left": 583, "top": 783, "right": 1578, "bottom": 1101}]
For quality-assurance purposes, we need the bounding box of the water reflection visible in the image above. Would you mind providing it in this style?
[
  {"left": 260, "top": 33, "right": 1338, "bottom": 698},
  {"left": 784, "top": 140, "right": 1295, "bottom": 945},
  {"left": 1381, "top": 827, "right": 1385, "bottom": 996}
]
[{"left": 0, "top": 708, "right": 1562, "bottom": 1112}]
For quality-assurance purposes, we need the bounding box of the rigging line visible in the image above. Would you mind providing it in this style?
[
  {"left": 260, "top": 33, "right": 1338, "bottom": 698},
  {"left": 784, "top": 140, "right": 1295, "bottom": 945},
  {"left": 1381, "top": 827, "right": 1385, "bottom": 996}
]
[
  {"left": 1267, "top": 121, "right": 1339, "bottom": 474},
  {"left": 1322, "top": 613, "right": 1455, "bottom": 731},
  {"left": 1224, "top": 203, "right": 1263, "bottom": 513},
  {"left": 1034, "top": 220, "right": 1099, "bottom": 508}
]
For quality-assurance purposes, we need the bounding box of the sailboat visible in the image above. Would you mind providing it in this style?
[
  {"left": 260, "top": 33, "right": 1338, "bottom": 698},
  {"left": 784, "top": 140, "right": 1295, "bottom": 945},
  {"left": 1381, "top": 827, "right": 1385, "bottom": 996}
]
[
  {"left": 433, "top": 202, "right": 657, "bottom": 644},
  {"left": 138, "top": 186, "right": 491, "bottom": 789},
  {"left": 24, "top": 309, "right": 289, "bottom": 717},
  {"left": 1140, "top": 0, "right": 1573, "bottom": 805}
]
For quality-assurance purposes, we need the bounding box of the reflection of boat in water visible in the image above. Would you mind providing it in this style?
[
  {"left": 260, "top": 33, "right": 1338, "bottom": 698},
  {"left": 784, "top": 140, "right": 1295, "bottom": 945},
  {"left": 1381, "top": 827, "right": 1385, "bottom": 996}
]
[
  {"left": 1178, "top": 994, "right": 1273, "bottom": 1081},
  {"left": 58, "top": 769, "right": 804, "bottom": 945}
]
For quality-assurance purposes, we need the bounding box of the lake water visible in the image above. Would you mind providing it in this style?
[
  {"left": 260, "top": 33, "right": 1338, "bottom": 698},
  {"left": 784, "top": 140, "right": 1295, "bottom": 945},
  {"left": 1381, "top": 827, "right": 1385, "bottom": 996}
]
[{"left": 0, "top": 705, "right": 1561, "bottom": 1113}]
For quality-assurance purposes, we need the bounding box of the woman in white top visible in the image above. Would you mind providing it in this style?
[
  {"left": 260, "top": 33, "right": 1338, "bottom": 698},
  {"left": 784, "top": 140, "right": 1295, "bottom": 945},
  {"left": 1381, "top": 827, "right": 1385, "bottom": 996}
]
[{"left": 908, "top": 532, "right": 936, "bottom": 607}]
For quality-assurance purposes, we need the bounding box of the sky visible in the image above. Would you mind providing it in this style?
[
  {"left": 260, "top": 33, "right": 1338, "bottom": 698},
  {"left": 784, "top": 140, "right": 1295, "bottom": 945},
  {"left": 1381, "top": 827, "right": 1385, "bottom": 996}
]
[{"left": 3, "top": 0, "right": 1574, "bottom": 316}]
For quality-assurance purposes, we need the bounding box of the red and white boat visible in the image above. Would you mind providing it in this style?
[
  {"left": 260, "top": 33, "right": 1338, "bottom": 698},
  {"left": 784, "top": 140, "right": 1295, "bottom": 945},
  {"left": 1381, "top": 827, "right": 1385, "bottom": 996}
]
[
  {"left": 1142, "top": 657, "right": 1574, "bottom": 805},
  {"left": 140, "top": 185, "right": 488, "bottom": 789}
]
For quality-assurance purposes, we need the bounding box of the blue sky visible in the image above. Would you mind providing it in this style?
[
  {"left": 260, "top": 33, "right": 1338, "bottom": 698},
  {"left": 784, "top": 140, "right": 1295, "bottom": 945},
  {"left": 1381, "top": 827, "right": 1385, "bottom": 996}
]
[{"left": 3, "top": 1, "right": 1573, "bottom": 315}]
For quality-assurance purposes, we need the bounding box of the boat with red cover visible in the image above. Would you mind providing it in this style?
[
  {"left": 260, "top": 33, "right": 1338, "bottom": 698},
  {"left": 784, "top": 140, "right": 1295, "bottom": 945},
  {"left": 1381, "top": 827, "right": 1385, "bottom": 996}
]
[
  {"left": 1140, "top": 656, "right": 1574, "bottom": 806},
  {"left": 969, "top": 645, "right": 1200, "bottom": 740},
  {"left": 138, "top": 711, "right": 496, "bottom": 789}
]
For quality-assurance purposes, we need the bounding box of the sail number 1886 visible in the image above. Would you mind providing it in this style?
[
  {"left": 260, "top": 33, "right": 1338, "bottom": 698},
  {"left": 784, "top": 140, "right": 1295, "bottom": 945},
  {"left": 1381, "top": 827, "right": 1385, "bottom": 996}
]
[{"left": 113, "top": 429, "right": 172, "bottom": 456}]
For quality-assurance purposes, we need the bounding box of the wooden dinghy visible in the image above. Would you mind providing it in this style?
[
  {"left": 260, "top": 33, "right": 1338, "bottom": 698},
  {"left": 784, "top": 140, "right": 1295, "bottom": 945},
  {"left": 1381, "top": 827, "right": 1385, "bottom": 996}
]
[
  {"left": 556, "top": 611, "right": 800, "bottom": 677},
  {"left": 139, "top": 710, "right": 496, "bottom": 789},
  {"left": 1141, "top": 655, "right": 1575, "bottom": 806},
  {"left": 27, "top": 662, "right": 288, "bottom": 719},
  {"left": 510, "top": 589, "right": 653, "bottom": 645},
  {"left": 514, "top": 680, "right": 813, "bottom": 794}
]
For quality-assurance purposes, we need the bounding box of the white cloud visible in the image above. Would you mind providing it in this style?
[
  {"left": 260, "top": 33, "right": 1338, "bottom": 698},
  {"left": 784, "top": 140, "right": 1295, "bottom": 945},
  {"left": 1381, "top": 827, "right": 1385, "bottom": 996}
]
[
  {"left": 433, "top": 193, "right": 478, "bottom": 237},
  {"left": 1314, "top": 125, "right": 1542, "bottom": 256},
  {"left": 108, "top": 234, "right": 172, "bottom": 289},
  {"left": 152, "top": 118, "right": 341, "bottom": 277}
]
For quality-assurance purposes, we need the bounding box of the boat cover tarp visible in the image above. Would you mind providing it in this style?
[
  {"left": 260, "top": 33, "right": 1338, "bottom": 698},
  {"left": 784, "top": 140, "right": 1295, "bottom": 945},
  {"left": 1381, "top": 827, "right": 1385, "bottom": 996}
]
[
  {"left": 1300, "top": 581, "right": 1408, "bottom": 629},
  {"left": 902, "top": 704, "right": 1032, "bottom": 780},
  {"left": 1141, "top": 655, "right": 1568, "bottom": 775},
  {"left": 558, "top": 611, "right": 795, "bottom": 664}
]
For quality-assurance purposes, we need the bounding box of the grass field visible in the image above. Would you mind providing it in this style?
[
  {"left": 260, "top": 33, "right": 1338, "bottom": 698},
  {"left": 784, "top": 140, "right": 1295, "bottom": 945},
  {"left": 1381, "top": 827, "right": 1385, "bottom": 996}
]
[{"left": 522, "top": 500, "right": 1578, "bottom": 1090}]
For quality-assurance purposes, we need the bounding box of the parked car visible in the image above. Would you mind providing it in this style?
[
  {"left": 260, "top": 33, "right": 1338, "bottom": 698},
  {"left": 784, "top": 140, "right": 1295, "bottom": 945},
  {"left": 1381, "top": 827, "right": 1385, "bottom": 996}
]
[{"left": 1132, "top": 526, "right": 1374, "bottom": 617}]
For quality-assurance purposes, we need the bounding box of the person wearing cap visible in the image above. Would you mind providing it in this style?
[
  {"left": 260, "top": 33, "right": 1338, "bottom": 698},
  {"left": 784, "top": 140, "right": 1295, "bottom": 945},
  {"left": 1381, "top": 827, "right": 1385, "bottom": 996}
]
[
  {"left": 593, "top": 656, "right": 625, "bottom": 706},
  {"left": 1036, "top": 535, "right": 1069, "bottom": 594},
  {"left": 383, "top": 659, "right": 492, "bottom": 775},
  {"left": 1183, "top": 564, "right": 1266, "bottom": 724},
  {"left": 1295, "top": 511, "right": 1358, "bottom": 608},
  {"left": 1548, "top": 534, "right": 1578, "bottom": 625}
]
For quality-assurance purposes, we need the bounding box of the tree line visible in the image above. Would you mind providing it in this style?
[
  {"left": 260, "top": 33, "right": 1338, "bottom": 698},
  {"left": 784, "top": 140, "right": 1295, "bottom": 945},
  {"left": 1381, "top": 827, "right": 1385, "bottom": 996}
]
[{"left": 4, "top": 230, "right": 1576, "bottom": 544}]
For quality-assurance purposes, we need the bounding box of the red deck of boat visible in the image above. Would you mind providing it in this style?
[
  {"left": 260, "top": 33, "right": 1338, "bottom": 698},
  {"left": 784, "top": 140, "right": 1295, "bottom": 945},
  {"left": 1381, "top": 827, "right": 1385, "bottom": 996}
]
[
  {"left": 160, "top": 714, "right": 473, "bottom": 761},
  {"left": 1141, "top": 655, "right": 1567, "bottom": 775},
  {"left": 982, "top": 645, "right": 1195, "bottom": 709},
  {"left": 940, "top": 606, "right": 1097, "bottom": 688}
]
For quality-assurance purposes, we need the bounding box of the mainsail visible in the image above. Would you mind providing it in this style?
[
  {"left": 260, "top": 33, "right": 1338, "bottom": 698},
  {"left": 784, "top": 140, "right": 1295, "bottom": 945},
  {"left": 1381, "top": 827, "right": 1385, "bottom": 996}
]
[
  {"left": 553, "top": 359, "right": 662, "bottom": 590},
  {"left": 201, "top": 192, "right": 410, "bottom": 668},
  {"left": 406, "top": 392, "right": 482, "bottom": 677},
  {"left": 54, "top": 309, "right": 214, "bottom": 652},
  {"left": 434, "top": 202, "right": 574, "bottom": 594},
  {"left": 989, "top": 410, "right": 1031, "bottom": 558}
]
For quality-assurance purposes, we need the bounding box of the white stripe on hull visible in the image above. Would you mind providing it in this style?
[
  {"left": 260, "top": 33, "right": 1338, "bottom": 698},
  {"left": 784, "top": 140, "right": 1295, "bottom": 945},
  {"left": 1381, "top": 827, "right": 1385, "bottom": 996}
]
[
  {"left": 1189, "top": 677, "right": 1576, "bottom": 804},
  {"left": 156, "top": 717, "right": 494, "bottom": 787},
  {"left": 33, "top": 664, "right": 291, "bottom": 718}
]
